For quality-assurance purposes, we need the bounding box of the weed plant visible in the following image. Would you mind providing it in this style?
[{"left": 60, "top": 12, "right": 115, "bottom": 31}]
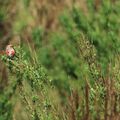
[{"left": 0, "top": 0, "right": 120, "bottom": 120}]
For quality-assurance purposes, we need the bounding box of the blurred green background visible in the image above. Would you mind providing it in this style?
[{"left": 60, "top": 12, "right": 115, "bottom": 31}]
[{"left": 0, "top": 0, "right": 120, "bottom": 120}]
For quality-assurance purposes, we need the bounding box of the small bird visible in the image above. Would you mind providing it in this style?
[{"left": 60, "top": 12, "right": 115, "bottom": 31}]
[{"left": 5, "top": 45, "right": 15, "bottom": 58}]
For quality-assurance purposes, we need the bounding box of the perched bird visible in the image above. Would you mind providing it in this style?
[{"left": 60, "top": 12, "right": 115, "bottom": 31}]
[{"left": 5, "top": 45, "right": 15, "bottom": 58}]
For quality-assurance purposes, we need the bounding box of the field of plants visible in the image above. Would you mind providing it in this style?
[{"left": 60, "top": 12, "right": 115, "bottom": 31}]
[{"left": 0, "top": 0, "right": 120, "bottom": 120}]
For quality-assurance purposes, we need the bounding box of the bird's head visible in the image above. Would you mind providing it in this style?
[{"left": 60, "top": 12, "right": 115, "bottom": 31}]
[{"left": 6, "top": 44, "right": 15, "bottom": 58}]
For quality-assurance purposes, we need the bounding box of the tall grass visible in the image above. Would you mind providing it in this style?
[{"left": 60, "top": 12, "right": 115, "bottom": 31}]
[{"left": 0, "top": 0, "right": 120, "bottom": 120}]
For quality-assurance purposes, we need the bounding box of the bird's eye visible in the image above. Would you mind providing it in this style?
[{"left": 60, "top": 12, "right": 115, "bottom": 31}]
[{"left": 6, "top": 51, "right": 9, "bottom": 54}]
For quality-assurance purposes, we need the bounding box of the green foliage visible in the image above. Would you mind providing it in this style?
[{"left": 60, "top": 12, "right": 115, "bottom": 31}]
[
  {"left": 72, "top": 0, "right": 120, "bottom": 68},
  {"left": 0, "top": 47, "right": 54, "bottom": 120},
  {"left": 23, "top": 0, "right": 31, "bottom": 7},
  {"left": 32, "top": 27, "right": 44, "bottom": 48},
  {"left": 0, "top": 0, "right": 120, "bottom": 120}
]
